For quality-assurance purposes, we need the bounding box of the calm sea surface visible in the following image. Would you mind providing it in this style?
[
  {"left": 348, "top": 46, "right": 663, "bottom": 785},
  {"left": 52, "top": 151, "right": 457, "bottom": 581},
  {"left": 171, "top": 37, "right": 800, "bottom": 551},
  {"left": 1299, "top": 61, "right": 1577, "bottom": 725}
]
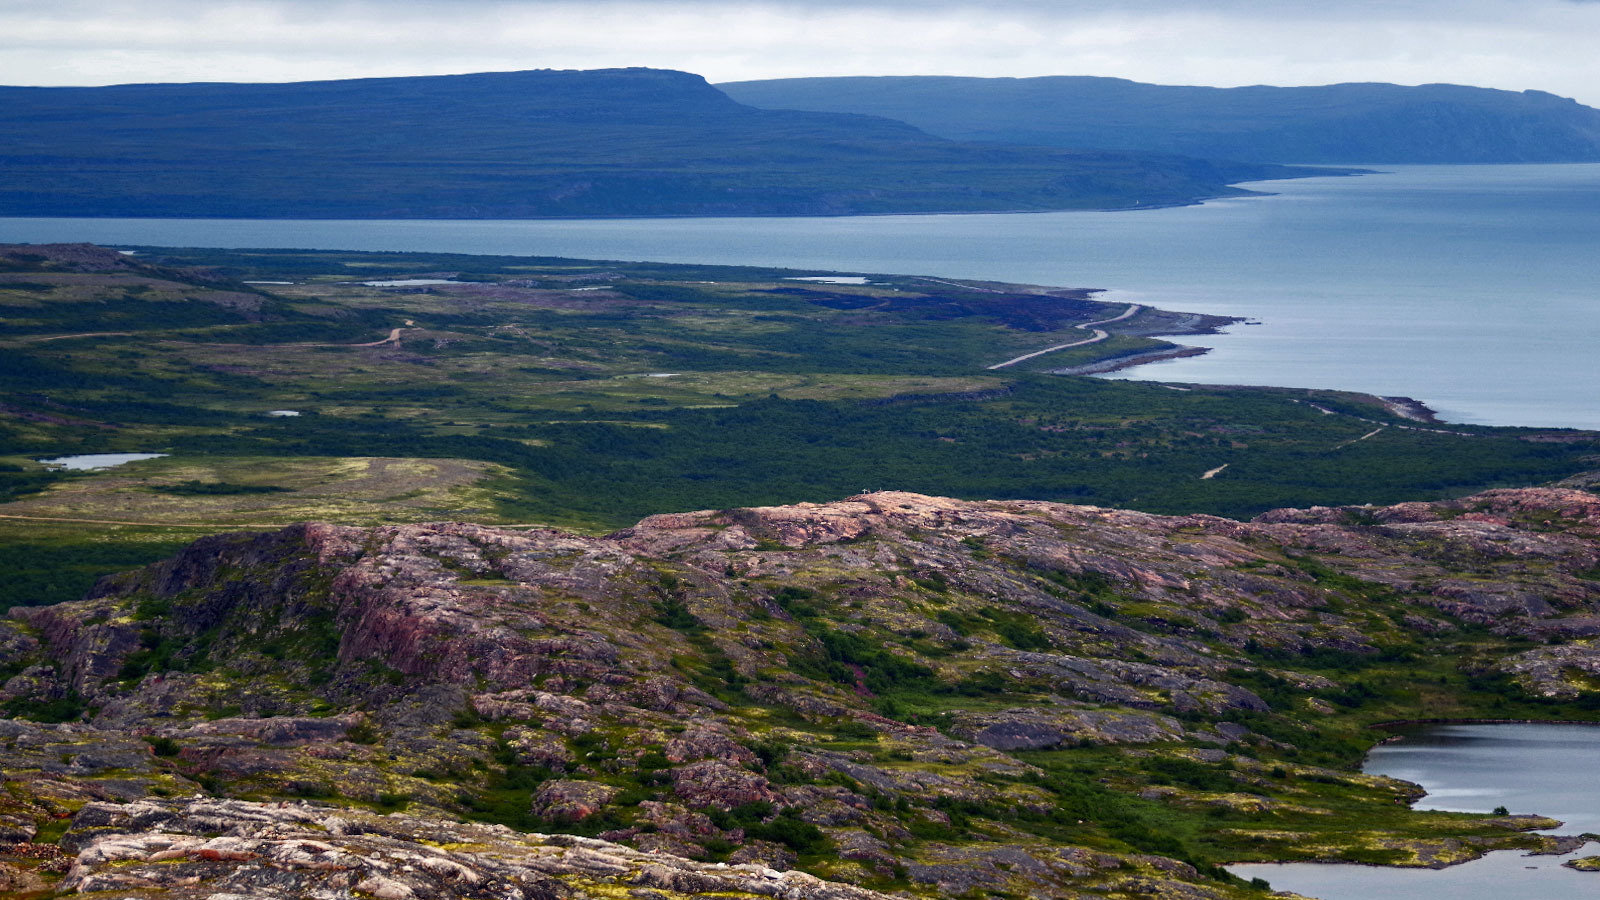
[
  {"left": 1229, "top": 723, "right": 1600, "bottom": 900},
  {"left": 3, "top": 163, "right": 1597, "bottom": 428}
]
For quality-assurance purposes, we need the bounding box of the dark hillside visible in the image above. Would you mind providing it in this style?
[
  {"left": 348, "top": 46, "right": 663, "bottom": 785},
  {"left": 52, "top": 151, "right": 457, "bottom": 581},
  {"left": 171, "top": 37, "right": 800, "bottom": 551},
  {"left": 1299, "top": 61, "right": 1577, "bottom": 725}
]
[
  {"left": 0, "top": 68, "right": 1313, "bottom": 217},
  {"left": 721, "top": 76, "right": 1600, "bottom": 163}
]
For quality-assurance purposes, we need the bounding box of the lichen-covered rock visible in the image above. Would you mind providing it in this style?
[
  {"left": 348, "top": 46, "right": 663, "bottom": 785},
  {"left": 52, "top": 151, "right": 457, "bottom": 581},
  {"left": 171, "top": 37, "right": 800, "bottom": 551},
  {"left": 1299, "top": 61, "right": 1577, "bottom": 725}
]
[
  {"left": 531, "top": 780, "right": 620, "bottom": 821},
  {"left": 832, "top": 828, "right": 898, "bottom": 873},
  {"left": 0, "top": 858, "right": 47, "bottom": 892},
  {"left": 631, "top": 800, "right": 719, "bottom": 839},
  {"left": 664, "top": 725, "right": 758, "bottom": 766},
  {"left": 949, "top": 705, "right": 1190, "bottom": 749},
  {"left": 905, "top": 842, "right": 1139, "bottom": 895},
  {"left": 500, "top": 725, "right": 575, "bottom": 771},
  {"left": 631, "top": 831, "right": 710, "bottom": 860},
  {"left": 670, "top": 759, "right": 778, "bottom": 808},
  {"left": 49, "top": 797, "right": 898, "bottom": 900},
  {"left": 729, "top": 839, "right": 798, "bottom": 870},
  {"left": 1497, "top": 641, "right": 1600, "bottom": 698}
]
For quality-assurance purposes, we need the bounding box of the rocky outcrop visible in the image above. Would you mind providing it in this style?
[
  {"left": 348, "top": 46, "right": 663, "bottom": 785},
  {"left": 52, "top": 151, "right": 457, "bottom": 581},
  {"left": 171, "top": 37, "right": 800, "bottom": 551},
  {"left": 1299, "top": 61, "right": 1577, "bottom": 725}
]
[
  {"left": 529, "top": 781, "right": 620, "bottom": 822},
  {"left": 10, "top": 488, "right": 1600, "bottom": 719},
  {"left": 949, "top": 705, "right": 1191, "bottom": 750},
  {"left": 1497, "top": 641, "right": 1600, "bottom": 698},
  {"left": 53, "top": 797, "right": 897, "bottom": 900},
  {"left": 6, "top": 487, "right": 1600, "bottom": 898},
  {"left": 671, "top": 760, "right": 779, "bottom": 808}
]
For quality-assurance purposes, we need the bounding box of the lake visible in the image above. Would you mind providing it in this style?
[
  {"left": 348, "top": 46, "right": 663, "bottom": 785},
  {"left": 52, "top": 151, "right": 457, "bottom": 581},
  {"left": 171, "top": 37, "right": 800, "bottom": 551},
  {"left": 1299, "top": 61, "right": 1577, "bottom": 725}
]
[
  {"left": 2, "top": 163, "right": 1598, "bottom": 429},
  {"left": 37, "top": 453, "right": 168, "bottom": 471},
  {"left": 1230, "top": 723, "right": 1600, "bottom": 900}
]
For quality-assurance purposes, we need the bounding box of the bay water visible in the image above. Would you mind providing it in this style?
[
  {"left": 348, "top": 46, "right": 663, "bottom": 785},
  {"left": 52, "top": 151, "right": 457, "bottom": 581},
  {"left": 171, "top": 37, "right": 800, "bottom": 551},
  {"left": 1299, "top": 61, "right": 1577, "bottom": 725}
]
[
  {"left": 1229, "top": 723, "right": 1600, "bottom": 900},
  {"left": 2, "top": 163, "right": 1597, "bottom": 429}
]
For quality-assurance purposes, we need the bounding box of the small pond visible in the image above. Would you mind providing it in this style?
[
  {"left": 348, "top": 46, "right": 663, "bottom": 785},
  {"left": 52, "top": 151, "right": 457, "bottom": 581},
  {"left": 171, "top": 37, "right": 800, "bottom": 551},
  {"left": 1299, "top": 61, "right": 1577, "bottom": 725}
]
[
  {"left": 785, "top": 275, "right": 872, "bottom": 285},
  {"left": 1229, "top": 723, "right": 1600, "bottom": 899},
  {"left": 36, "top": 452, "right": 168, "bottom": 471}
]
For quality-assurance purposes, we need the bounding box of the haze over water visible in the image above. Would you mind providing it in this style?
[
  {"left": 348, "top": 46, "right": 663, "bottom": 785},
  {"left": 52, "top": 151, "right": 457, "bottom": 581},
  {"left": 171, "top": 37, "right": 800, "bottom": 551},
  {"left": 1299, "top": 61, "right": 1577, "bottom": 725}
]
[{"left": 3, "top": 163, "right": 1597, "bottom": 429}]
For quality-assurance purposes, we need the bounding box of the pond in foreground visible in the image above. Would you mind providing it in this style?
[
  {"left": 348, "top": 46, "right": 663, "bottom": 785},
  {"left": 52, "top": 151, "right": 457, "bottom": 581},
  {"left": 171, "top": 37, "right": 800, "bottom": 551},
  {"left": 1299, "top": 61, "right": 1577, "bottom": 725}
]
[{"left": 1229, "top": 724, "right": 1600, "bottom": 899}]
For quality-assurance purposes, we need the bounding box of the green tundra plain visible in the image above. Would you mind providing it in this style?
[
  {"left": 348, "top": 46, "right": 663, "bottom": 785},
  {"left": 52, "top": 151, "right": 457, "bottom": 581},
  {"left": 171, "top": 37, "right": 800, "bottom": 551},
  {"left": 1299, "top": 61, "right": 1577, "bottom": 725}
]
[{"left": 3, "top": 243, "right": 1597, "bottom": 611}]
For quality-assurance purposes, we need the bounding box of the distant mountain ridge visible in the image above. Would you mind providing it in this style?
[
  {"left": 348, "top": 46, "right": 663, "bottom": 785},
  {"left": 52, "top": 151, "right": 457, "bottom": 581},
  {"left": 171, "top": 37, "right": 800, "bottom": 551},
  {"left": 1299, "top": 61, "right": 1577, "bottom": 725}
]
[
  {"left": 719, "top": 76, "right": 1600, "bottom": 164},
  {"left": 0, "top": 68, "right": 1318, "bottom": 218}
]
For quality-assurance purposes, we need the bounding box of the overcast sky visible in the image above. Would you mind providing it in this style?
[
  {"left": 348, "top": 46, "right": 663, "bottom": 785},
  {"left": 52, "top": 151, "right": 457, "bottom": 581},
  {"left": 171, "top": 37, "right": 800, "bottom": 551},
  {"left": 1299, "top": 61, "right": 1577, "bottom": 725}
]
[{"left": 5, "top": 0, "right": 1599, "bottom": 106}]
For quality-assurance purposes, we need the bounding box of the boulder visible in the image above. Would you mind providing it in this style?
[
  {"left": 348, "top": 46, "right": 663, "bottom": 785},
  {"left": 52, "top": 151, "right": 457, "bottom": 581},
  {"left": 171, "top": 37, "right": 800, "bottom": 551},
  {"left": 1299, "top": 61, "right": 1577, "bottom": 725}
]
[{"left": 531, "top": 780, "right": 621, "bottom": 821}]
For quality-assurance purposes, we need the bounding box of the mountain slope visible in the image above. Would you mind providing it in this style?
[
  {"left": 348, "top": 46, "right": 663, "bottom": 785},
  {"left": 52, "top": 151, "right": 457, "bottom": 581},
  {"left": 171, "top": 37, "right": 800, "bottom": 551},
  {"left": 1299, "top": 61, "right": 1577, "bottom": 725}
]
[
  {"left": 4, "top": 487, "right": 1600, "bottom": 896},
  {"left": 719, "top": 76, "right": 1600, "bottom": 164},
  {"left": 0, "top": 68, "right": 1316, "bottom": 218}
]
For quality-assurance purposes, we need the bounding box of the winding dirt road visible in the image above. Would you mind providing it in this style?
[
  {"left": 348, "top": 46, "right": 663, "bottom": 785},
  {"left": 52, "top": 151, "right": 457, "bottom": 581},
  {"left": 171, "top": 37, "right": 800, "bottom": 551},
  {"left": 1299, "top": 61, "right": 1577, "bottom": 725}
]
[
  {"left": 986, "top": 304, "right": 1142, "bottom": 370},
  {"left": 349, "top": 327, "right": 407, "bottom": 348}
]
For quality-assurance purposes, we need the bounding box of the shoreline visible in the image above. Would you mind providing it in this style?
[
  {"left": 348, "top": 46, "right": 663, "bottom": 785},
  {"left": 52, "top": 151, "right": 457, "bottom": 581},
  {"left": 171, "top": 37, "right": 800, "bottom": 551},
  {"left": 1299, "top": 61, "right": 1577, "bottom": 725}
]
[
  {"left": 1048, "top": 345, "right": 1211, "bottom": 376},
  {"left": 1369, "top": 717, "right": 1600, "bottom": 732},
  {"left": 0, "top": 168, "right": 1368, "bottom": 225},
  {"left": 1379, "top": 396, "right": 1442, "bottom": 424},
  {"left": 1060, "top": 349, "right": 1448, "bottom": 427},
  {"left": 3, "top": 239, "right": 1562, "bottom": 435},
  {"left": 1016, "top": 302, "right": 1455, "bottom": 426}
]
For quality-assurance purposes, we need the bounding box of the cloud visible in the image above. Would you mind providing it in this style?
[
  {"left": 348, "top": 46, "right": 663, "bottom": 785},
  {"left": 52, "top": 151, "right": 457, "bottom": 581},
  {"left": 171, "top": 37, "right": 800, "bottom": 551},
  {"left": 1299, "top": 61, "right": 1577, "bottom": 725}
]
[{"left": 1, "top": 0, "right": 1597, "bottom": 106}]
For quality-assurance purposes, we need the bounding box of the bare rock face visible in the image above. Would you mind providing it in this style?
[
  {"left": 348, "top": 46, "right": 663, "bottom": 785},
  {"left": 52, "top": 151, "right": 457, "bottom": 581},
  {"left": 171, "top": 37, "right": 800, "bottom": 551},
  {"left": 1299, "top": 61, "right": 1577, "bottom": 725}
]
[
  {"left": 531, "top": 780, "right": 621, "bottom": 821},
  {"left": 53, "top": 797, "right": 896, "bottom": 900},
  {"left": 728, "top": 840, "right": 797, "bottom": 870},
  {"left": 949, "top": 705, "right": 1191, "bottom": 750},
  {"left": 504, "top": 726, "right": 576, "bottom": 771},
  {"left": 11, "top": 488, "right": 1600, "bottom": 720},
  {"left": 671, "top": 759, "right": 779, "bottom": 808},
  {"left": 665, "top": 725, "right": 759, "bottom": 766},
  {"left": 1497, "top": 642, "right": 1600, "bottom": 698}
]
